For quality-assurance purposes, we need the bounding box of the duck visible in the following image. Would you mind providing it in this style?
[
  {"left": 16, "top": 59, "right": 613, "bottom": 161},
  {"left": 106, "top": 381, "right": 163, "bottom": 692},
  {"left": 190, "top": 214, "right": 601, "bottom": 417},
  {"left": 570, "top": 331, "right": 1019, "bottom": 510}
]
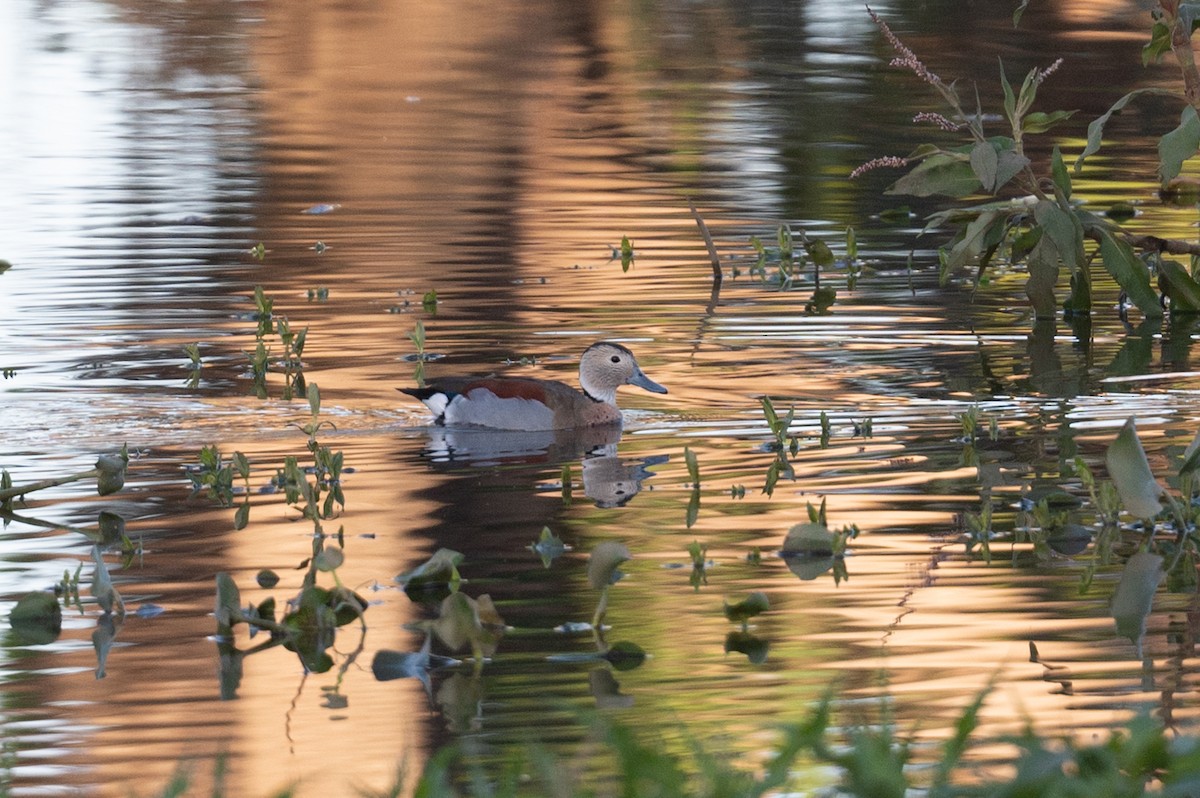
[{"left": 399, "top": 341, "right": 667, "bottom": 430}]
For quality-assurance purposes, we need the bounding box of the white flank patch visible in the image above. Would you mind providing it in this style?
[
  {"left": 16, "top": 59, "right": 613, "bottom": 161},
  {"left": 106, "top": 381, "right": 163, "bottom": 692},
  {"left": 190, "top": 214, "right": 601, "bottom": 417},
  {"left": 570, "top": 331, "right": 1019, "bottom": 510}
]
[
  {"left": 444, "top": 388, "right": 556, "bottom": 431},
  {"left": 421, "top": 392, "right": 451, "bottom": 417}
]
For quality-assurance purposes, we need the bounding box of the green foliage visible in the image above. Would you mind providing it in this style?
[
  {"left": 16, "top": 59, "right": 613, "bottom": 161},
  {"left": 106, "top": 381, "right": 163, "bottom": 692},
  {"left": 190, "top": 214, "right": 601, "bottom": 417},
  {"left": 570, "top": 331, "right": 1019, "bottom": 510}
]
[
  {"left": 865, "top": 8, "right": 1200, "bottom": 319},
  {"left": 619, "top": 235, "right": 634, "bottom": 272},
  {"left": 529, "top": 526, "right": 568, "bottom": 568}
]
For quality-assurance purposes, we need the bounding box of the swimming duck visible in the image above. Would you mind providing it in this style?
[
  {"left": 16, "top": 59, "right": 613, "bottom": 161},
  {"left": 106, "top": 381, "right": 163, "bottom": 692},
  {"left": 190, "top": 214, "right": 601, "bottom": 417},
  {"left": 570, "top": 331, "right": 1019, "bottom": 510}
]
[{"left": 399, "top": 341, "right": 667, "bottom": 430}]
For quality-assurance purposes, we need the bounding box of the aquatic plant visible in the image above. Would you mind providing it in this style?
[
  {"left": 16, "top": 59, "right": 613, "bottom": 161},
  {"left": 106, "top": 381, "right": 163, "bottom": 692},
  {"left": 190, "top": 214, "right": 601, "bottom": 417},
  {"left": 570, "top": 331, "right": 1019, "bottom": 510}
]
[
  {"left": 409, "top": 319, "right": 427, "bottom": 387},
  {"left": 616, "top": 235, "right": 634, "bottom": 272},
  {"left": 0, "top": 444, "right": 129, "bottom": 512},
  {"left": 138, "top": 680, "right": 1200, "bottom": 798},
  {"left": 860, "top": 5, "right": 1200, "bottom": 320},
  {"left": 687, "top": 540, "right": 708, "bottom": 590}
]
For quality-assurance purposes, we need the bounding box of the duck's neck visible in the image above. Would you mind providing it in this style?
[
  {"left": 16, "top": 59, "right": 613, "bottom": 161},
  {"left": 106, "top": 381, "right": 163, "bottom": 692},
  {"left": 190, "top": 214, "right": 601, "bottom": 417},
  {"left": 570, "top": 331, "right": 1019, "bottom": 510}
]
[{"left": 580, "top": 374, "right": 616, "bottom": 405}]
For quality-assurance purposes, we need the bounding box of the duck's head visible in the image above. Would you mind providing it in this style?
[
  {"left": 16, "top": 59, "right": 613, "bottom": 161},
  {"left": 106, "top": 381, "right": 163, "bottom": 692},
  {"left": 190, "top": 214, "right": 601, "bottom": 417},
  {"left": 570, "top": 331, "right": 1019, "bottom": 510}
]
[{"left": 579, "top": 342, "right": 668, "bottom": 404}]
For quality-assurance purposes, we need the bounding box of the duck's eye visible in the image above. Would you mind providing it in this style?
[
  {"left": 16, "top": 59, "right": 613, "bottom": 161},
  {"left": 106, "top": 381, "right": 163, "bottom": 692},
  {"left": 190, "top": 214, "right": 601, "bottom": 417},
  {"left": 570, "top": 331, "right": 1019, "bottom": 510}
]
[{"left": 610, "top": 355, "right": 621, "bottom": 363}]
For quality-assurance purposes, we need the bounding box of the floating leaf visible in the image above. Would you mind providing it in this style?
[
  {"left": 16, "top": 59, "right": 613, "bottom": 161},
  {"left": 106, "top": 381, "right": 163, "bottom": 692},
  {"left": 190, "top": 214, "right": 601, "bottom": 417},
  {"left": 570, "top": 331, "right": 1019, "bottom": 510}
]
[
  {"left": 724, "top": 631, "right": 769, "bottom": 664},
  {"left": 432, "top": 592, "right": 505, "bottom": 657},
  {"left": 1105, "top": 418, "right": 1164, "bottom": 520},
  {"left": 1111, "top": 551, "right": 1163, "bottom": 655},
  {"left": 782, "top": 522, "right": 836, "bottom": 557},
  {"left": 1046, "top": 524, "right": 1093, "bottom": 556},
  {"left": 395, "top": 548, "right": 464, "bottom": 591},
  {"left": 723, "top": 592, "right": 770, "bottom": 625},
  {"left": 314, "top": 546, "right": 344, "bottom": 572},
  {"left": 604, "top": 641, "right": 647, "bottom": 671},
  {"left": 587, "top": 541, "right": 631, "bottom": 590},
  {"left": 94, "top": 446, "right": 129, "bottom": 496},
  {"left": 530, "top": 526, "right": 568, "bottom": 568},
  {"left": 9, "top": 592, "right": 62, "bottom": 644}
]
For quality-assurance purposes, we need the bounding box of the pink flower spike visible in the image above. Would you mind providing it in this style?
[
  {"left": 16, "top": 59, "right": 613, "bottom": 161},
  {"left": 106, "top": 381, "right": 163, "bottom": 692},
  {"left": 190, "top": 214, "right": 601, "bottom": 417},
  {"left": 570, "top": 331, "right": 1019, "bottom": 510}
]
[{"left": 850, "top": 156, "right": 909, "bottom": 179}]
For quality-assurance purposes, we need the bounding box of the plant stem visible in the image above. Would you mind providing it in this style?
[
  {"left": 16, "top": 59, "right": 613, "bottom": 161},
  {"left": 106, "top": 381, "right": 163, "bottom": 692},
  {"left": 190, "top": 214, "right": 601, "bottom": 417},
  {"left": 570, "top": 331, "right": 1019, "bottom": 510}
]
[{"left": 0, "top": 468, "right": 99, "bottom": 502}]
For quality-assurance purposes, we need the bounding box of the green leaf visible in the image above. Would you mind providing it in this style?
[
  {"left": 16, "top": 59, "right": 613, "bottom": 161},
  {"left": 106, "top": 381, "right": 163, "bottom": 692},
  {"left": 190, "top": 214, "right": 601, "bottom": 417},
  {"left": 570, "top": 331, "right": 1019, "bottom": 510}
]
[
  {"left": 1158, "top": 258, "right": 1200, "bottom": 312},
  {"left": 1025, "top": 235, "right": 1060, "bottom": 320},
  {"left": 1180, "top": 429, "right": 1200, "bottom": 476},
  {"left": 994, "top": 149, "right": 1030, "bottom": 192},
  {"left": 1034, "top": 200, "right": 1084, "bottom": 273},
  {"left": 1159, "top": 105, "right": 1200, "bottom": 184},
  {"left": 587, "top": 541, "right": 631, "bottom": 590},
  {"left": 1021, "top": 109, "right": 1076, "bottom": 135},
  {"left": 1050, "top": 145, "right": 1071, "bottom": 199},
  {"left": 846, "top": 227, "right": 857, "bottom": 261},
  {"left": 395, "top": 548, "right": 464, "bottom": 590},
  {"left": 234, "top": 502, "right": 250, "bottom": 531},
  {"left": 723, "top": 592, "right": 770, "bottom": 624},
  {"left": 945, "top": 211, "right": 1004, "bottom": 272},
  {"left": 684, "top": 446, "right": 700, "bottom": 487},
  {"left": 1010, "top": 226, "right": 1042, "bottom": 263},
  {"left": 782, "top": 522, "right": 836, "bottom": 557},
  {"left": 1111, "top": 551, "right": 1163, "bottom": 655},
  {"left": 307, "top": 382, "right": 321, "bottom": 417},
  {"left": 887, "top": 153, "right": 981, "bottom": 198},
  {"left": 314, "top": 546, "right": 344, "bottom": 572},
  {"left": 531, "top": 526, "right": 567, "bottom": 568},
  {"left": 969, "top": 141, "right": 999, "bottom": 192},
  {"left": 94, "top": 446, "right": 129, "bottom": 496},
  {"left": 1098, "top": 232, "right": 1164, "bottom": 319},
  {"left": 1075, "top": 88, "right": 1184, "bottom": 172},
  {"left": 215, "top": 572, "right": 241, "bottom": 634},
  {"left": 233, "top": 451, "right": 250, "bottom": 480},
  {"left": 431, "top": 592, "right": 504, "bottom": 656},
  {"left": 9, "top": 592, "right": 62, "bottom": 645},
  {"left": 1105, "top": 418, "right": 1164, "bottom": 520},
  {"left": 604, "top": 640, "right": 647, "bottom": 671},
  {"left": 1013, "top": 0, "right": 1030, "bottom": 27},
  {"left": 1144, "top": 20, "right": 1173, "bottom": 65},
  {"left": 806, "top": 238, "right": 834, "bottom": 269},
  {"left": 1000, "top": 59, "right": 1016, "bottom": 123}
]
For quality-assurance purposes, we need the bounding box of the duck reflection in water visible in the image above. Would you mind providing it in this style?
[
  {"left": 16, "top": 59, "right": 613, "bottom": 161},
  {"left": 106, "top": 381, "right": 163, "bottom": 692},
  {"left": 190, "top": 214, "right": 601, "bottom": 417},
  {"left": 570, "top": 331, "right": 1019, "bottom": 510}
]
[{"left": 416, "top": 424, "right": 666, "bottom": 508}]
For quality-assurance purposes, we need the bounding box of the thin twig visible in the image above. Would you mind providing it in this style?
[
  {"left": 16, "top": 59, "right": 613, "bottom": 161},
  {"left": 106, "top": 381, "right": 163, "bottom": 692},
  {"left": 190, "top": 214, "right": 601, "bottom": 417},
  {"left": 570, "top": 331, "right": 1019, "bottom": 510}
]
[{"left": 688, "top": 200, "right": 723, "bottom": 285}]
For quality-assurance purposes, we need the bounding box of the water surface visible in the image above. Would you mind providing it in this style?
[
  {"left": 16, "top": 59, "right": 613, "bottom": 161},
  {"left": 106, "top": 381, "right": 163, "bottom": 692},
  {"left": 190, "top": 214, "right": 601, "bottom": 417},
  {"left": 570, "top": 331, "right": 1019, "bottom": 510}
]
[{"left": 2, "top": 1, "right": 1200, "bottom": 795}]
